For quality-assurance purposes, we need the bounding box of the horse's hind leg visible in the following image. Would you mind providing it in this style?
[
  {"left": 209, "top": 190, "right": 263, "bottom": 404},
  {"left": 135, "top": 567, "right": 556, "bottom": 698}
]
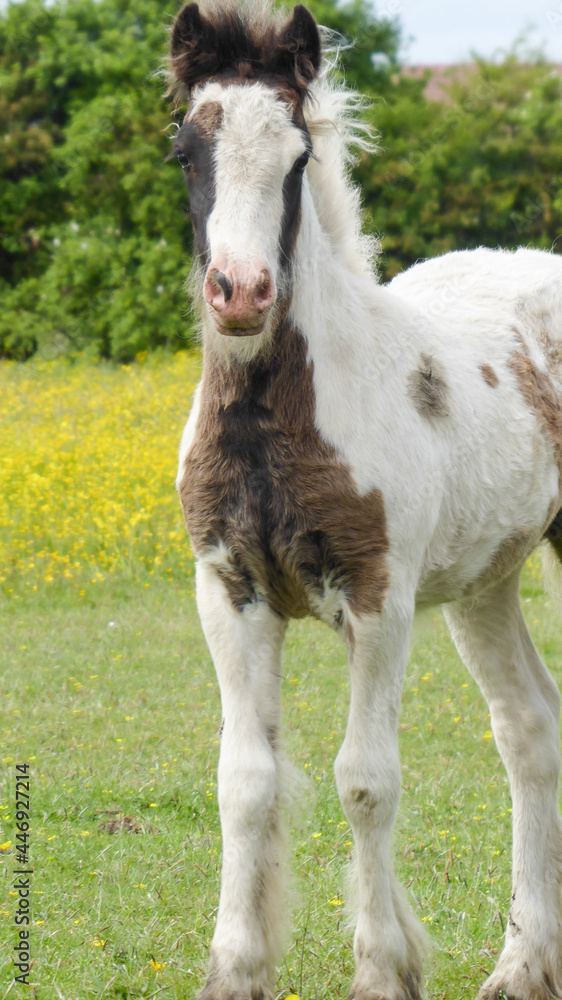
[
  {"left": 194, "top": 557, "right": 288, "bottom": 1000},
  {"left": 444, "top": 571, "right": 562, "bottom": 1000}
]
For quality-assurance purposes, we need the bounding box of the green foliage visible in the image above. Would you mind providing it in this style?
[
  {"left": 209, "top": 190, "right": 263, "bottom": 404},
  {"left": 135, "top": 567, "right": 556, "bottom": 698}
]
[
  {"left": 0, "top": 0, "right": 192, "bottom": 360},
  {"left": 2, "top": 0, "right": 562, "bottom": 357},
  {"left": 306, "top": 0, "right": 400, "bottom": 91},
  {"left": 366, "top": 58, "right": 562, "bottom": 278},
  {"left": 1, "top": 222, "right": 188, "bottom": 361},
  {"left": 0, "top": 0, "right": 399, "bottom": 360}
]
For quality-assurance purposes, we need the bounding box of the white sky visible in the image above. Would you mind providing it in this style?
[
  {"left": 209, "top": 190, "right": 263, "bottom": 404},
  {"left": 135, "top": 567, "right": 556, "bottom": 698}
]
[
  {"left": 2, "top": 0, "right": 562, "bottom": 66},
  {"left": 393, "top": 0, "right": 562, "bottom": 64}
]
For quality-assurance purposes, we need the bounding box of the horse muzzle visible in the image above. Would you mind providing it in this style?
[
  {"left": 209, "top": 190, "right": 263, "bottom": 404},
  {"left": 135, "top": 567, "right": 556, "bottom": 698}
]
[{"left": 203, "top": 264, "right": 276, "bottom": 337}]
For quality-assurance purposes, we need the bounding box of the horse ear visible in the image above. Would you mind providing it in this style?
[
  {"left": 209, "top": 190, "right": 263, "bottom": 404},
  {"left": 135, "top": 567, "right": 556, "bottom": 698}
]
[
  {"left": 170, "top": 3, "right": 219, "bottom": 92},
  {"left": 275, "top": 4, "right": 321, "bottom": 85}
]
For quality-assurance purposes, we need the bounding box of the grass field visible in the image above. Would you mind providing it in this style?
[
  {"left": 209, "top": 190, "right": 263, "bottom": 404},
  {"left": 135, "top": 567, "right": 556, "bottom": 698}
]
[{"left": 1, "top": 356, "right": 561, "bottom": 1000}]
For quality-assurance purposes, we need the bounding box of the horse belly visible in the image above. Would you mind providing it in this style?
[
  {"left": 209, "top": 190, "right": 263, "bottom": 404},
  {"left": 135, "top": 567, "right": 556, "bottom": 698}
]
[
  {"left": 415, "top": 530, "right": 541, "bottom": 605},
  {"left": 414, "top": 452, "right": 558, "bottom": 605}
]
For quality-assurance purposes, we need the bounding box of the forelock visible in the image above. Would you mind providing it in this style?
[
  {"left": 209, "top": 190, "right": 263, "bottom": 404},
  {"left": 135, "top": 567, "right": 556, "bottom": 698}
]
[
  {"left": 168, "top": 0, "right": 321, "bottom": 108},
  {"left": 188, "top": 81, "right": 305, "bottom": 147}
]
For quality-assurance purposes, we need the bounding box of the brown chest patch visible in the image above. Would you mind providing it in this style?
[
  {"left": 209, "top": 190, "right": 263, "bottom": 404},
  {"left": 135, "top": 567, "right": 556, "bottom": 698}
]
[
  {"left": 178, "top": 324, "right": 389, "bottom": 619},
  {"left": 480, "top": 363, "right": 499, "bottom": 388}
]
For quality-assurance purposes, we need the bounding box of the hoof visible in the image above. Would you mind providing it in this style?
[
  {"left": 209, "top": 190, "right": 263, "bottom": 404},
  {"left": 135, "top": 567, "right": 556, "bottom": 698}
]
[
  {"left": 347, "top": 968, "right": 422, "bottom": 1000},
  {"left": 477, "top": 968, "right": 562, "bottom": 1000},
  {"left": 347, "top": 994, "right": 420, "bottom": 1000},
  {"left": 195, "top": 973, "right": 270, "bottom": 1000},
  {"left": 196, "top": 990, "right": 267, "bottom": 1000}
]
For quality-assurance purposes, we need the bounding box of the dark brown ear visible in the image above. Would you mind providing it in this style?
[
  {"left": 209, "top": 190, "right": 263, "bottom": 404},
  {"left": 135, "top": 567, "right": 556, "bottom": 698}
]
[
  {"left": 170, "top": 3, "right": 221, "bottom": 93},
  {"left": 272, "top": 5, "right": 321, "bottom": 85}
]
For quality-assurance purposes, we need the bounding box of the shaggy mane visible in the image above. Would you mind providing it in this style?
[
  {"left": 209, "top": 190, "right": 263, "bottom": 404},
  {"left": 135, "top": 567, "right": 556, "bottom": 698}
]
[{"left": 305, "top": 54, "right": 380, "bottom": 277}]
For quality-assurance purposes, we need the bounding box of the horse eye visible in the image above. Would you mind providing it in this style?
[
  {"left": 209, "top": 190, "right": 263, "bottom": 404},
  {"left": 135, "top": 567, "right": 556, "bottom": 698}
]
[
  {"left": 177, "top": 152, "right": 191, "bottom": 170},
  {"left": 294, "top": 152, "right": 310, "bottom": 174}
]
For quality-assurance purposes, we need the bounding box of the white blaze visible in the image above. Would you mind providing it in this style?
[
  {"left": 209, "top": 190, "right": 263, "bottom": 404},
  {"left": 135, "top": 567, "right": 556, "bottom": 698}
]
[{"left": 194, "top": 82, "right": 307, "bottom": 285}]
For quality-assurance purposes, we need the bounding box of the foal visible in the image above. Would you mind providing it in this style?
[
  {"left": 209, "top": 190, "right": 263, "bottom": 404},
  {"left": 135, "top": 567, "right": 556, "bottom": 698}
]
[{"left": 169, "top": 2, "right": 562, "bottom": 997}]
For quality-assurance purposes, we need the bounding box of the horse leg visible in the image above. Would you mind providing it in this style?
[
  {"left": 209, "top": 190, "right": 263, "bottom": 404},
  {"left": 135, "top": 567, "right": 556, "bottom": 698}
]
[
  {"left": 444, "top": 571, "right": 562, "bottom": 1000},
  {"left": 335, "top": 598, "right": 425, "bottom": 1000},
  {"left": 195, "top": 557, "right": 288, "bottom": 1000}
]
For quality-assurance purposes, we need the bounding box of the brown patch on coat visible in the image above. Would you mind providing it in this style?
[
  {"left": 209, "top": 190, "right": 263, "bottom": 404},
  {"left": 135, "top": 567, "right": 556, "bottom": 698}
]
[
  {"left": 215, "top": 552, "right": 256, "bottom": 611},
  {"left": 168, "top": 116, "right": 218, "bottom": 262},
  {"left": 350, "top": 787, "right": 379, "bottom": 811},
  {"left": 539, "top": 332, "right": 562, "bottom": 372},
  {"left": 480, "top": 363, "right": 499, "bottom": 388},
  {"left": 509, "top": 333, "right": 562, "bottom": 567},
  {"left": 276, "top": 81, "right": 302, "bottom": 114},
  {"left": 188, "top": 100, "right": 223, "bottom": 140},
  {"left": 507, "top": 348, "right": 562, "bottom": 468},
  {"left": 178, "top": 323, "right": 389, "bottom": 619},
  {"left": 516, "top": 295, "right": 562, "bottom": 373},
  {"left": 408, "top": 353, "right": 449, "bottom": 418}
]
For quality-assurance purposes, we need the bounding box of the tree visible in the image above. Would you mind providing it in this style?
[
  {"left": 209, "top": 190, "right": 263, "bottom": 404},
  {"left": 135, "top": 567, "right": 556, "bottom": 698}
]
[
  {"left": 0, "top": 0, "right": 400, "bottom": 359},
  {"left": 3, "top": 0, "right": 562, "bottom": 358},
  {"left": 363, "top": 58, "right": 562, "bottom": 278}
]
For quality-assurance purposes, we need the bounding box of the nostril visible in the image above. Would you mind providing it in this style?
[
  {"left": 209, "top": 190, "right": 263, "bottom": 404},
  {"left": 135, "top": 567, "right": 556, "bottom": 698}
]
[
  {"left": 215, "top": 270, "right": 233, "bottom": 303},
  {"left": 204, "top": 268, "right": 233, "bottom": 311},
  {"left": 254, "top": 270, "right": 274, "bottom": 310},
  {"left": 204, "top": 263, "right": 275, "bottom": 319}
]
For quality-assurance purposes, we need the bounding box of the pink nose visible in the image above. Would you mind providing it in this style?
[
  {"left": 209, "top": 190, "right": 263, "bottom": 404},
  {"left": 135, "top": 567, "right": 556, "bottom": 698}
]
[{"left": 203, "top": 264, "right": 276, "bottom": 334}]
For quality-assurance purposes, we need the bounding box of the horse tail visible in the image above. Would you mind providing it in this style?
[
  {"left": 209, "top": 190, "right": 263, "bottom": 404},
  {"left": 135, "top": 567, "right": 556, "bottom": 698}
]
[
  {"left": 546, "top": 509, "right": 562, "bottom": 558},
  {"left": 542, "top": 509, "right": 562, "bottom": 604}
]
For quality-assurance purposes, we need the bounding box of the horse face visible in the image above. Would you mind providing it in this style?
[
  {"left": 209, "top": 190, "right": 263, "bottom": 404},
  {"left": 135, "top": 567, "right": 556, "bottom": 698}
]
[
  {"left": 172, "top": 83, "right": 312, "bottom": 337},
  {"left": 168, "top": 3, "right": 321, "bottom": 338}
]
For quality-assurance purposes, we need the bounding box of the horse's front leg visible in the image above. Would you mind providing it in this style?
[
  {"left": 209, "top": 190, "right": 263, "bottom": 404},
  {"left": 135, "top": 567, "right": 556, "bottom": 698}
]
[
  {"left": 335, "top": 596, "right": 425, "bottom": 1000},
  {"left": 195, "top": 557, "right": 288, "bottom": 1000}
]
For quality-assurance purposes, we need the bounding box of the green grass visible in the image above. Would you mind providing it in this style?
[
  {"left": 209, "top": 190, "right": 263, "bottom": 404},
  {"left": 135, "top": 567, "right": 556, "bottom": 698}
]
[{"left": 1, "top": 564, "right": 560, "bottom": 999}]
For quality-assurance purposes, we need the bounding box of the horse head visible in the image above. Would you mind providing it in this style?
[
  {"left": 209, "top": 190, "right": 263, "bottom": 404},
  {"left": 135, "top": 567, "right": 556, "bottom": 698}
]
[{"left": 167, "top": 2, "right": 321, "bottom": 342}]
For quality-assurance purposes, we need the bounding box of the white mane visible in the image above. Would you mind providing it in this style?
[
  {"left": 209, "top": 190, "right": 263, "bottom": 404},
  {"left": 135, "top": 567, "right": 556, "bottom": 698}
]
[{"left": 305, "top": 51, "right": 380, "bottom": 279}]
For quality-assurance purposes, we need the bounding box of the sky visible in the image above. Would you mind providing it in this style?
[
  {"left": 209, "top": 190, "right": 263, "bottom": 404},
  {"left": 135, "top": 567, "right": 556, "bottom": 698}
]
[
  {"left": 2, "top": 0, "right": 562, "bottom": 66},
  {"left": 394, "top": 0, "right": 562, "bottom": 64}
]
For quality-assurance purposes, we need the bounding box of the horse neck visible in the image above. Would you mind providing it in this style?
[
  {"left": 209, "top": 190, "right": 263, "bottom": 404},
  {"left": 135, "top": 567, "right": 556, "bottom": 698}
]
[
  {"left": 199, "top": 316, "right": 315, "bottom": 438},
  {"left": 198, "top": 186, "right": 380, "bottom": 400},
  {"left": 289, "top": 184, "right": 378, "bottom": 362}
]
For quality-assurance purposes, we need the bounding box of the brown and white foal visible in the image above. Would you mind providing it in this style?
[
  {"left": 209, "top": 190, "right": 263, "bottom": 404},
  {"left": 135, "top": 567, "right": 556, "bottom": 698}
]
[{"left": 169, "top": 3, "right": 562, "bottom": 998}]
